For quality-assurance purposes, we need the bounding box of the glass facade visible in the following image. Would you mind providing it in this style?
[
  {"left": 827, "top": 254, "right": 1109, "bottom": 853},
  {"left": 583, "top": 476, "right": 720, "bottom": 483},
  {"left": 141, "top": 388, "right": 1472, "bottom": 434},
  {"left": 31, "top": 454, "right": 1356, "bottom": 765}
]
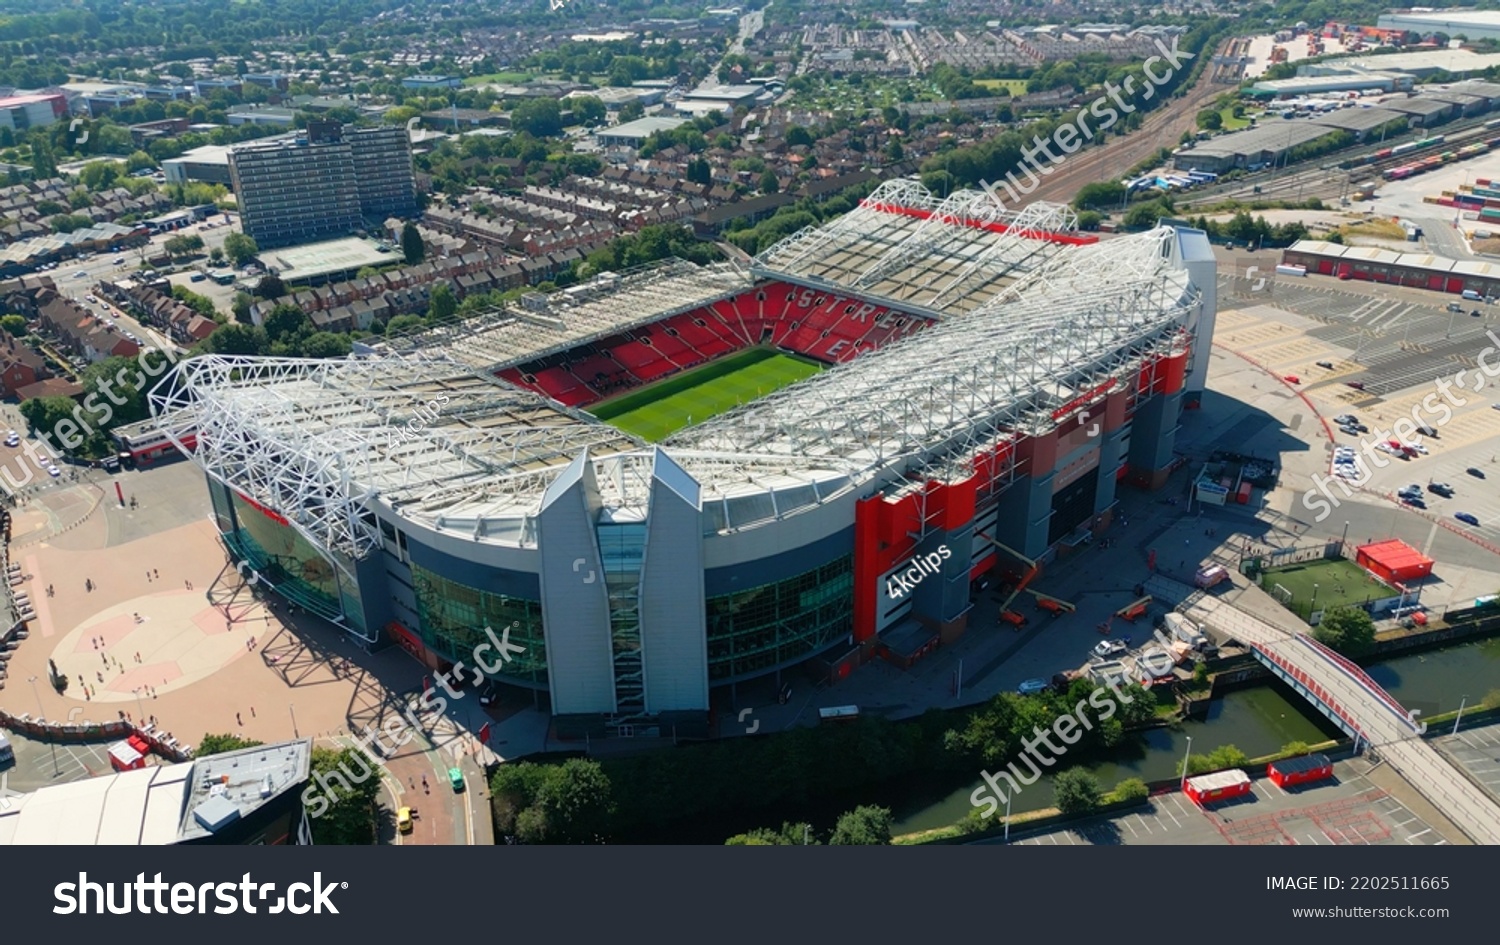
[
  {"left": 706, "top": 555, "right": 853, "bottom": 681},
  {"left": 410, "top": 564, "right": 548, "bottom": 686},
  {"left": 224, "top": 490, "right": 364, "bottom": 634},
  {"left": 598, "top": 522, "right": 646, "bottom": 714}
]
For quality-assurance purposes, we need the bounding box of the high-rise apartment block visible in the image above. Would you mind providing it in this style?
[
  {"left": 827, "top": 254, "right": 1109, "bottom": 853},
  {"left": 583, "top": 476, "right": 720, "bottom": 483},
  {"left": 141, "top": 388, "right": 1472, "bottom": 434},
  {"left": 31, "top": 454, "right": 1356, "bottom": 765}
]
[{"left": 228, "top": 121, "right": 417, "bottom": 250}]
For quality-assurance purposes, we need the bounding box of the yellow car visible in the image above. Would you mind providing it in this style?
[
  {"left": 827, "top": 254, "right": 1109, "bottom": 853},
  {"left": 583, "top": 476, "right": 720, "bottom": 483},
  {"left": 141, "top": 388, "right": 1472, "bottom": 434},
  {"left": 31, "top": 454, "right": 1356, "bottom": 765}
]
[{"left": 397, "top": 807, "right": 413, "bottom": 834}]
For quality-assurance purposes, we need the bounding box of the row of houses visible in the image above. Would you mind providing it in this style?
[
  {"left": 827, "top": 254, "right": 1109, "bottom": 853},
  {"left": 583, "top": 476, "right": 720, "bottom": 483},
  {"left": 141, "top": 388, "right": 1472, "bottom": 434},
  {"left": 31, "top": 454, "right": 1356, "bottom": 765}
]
[
  {"left": 104, "top": 280, "right": 218, "bottom": 345},
  {"left": 242, "top": 247, "right": 584, "bottom": 333}
]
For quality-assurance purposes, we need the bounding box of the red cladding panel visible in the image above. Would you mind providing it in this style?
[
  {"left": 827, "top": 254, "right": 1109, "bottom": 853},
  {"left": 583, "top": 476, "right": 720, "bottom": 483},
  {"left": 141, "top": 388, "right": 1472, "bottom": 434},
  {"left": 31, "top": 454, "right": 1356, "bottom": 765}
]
[{"left": 1160, "top": 351, "right": 1189, "bottom": 394}]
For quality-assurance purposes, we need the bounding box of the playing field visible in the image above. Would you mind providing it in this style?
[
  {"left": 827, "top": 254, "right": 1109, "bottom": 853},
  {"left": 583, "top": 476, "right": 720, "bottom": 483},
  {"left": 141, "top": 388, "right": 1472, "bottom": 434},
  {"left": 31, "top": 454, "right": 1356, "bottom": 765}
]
[
  {"left": 590, "top": 348, "right": 823, "bottom": 441},
  {"left": 1262, "top": 557, "right": 1393, "bottom": 620}
]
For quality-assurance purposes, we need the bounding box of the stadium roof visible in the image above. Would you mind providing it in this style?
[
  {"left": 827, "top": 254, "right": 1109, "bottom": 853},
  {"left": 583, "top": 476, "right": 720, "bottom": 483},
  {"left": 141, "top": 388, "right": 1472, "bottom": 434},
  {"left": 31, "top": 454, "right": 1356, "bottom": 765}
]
[{"left": 152, "top": 184, "right": 1200, "bottom": 558}]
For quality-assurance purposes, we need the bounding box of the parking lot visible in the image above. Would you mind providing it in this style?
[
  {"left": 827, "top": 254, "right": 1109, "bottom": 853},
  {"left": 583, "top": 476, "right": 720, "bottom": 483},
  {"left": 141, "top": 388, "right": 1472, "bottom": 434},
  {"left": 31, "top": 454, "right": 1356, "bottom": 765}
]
[
  {"left": 1436, "top": 719, "right": 1500, "bottom": 804},
  {"left": 994, "top": 759, "right": 1452, "bottom": 846},
  {"left": 0, "top": 728, "right": 163, "bottom": 795}
]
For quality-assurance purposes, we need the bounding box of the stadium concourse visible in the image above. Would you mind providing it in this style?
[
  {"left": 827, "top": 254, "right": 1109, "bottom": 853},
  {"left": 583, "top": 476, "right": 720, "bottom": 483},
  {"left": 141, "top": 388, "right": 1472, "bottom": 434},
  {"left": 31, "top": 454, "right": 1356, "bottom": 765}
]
[{"left": 149, "top": 181, "right": 1219, "bottom": 736}]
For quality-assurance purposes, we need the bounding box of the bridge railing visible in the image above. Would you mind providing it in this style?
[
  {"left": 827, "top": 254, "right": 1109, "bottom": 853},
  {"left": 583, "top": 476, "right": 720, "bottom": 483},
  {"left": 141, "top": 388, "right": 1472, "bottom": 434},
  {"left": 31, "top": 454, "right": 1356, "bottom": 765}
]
[
  {"left": 1250, "top": 643, "right": 1367, "bottom": 743},
  {"left": 1297, "top": 634, "right": 1421, "bottom": 733}
]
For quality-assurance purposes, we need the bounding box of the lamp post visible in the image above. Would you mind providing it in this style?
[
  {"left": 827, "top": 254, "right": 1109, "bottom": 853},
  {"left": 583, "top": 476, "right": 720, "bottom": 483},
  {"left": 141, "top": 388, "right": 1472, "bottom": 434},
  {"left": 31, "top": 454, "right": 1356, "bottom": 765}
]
[
  {"left": 27, "top": 676, "right": 61, "bottom": 777},
  {"left": 1453, "top": 695, "right": 1468, "bottom": 736},
  {"left": 1004, "top": 790, "right": 1013, "bottom": 843},
  {"left": 132, "top": 687, "right": 146, "bottom": 725},
  {"left": 1340, "top": 520, "right": 1350, "bottom": 549},
  {"left": 1180, "top": 735, "right": 1193, "bottom": 790}
]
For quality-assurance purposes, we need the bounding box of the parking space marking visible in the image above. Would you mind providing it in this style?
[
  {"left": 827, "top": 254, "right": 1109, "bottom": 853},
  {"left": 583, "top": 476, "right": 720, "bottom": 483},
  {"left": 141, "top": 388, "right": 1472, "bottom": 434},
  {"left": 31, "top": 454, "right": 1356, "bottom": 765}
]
[
  {"left": 1407, "top": 828, "right": 1432, "bottom": 842},
  {"left": 1134, "top": 813, "right": 1153, "bottom": 835},
  {"left": 1159, "top": 800, "right": 1182, "bottom": 829},
  {"left": 1121, "top": 817, "right": 1139, "bottom": 837}
]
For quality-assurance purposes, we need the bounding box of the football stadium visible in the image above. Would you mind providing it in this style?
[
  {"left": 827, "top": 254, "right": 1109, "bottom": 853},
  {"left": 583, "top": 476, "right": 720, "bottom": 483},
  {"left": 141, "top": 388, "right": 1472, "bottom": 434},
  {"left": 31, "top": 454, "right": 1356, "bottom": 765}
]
[{"left": 150, "top": 181, "right": 1219, "bottom": 731}]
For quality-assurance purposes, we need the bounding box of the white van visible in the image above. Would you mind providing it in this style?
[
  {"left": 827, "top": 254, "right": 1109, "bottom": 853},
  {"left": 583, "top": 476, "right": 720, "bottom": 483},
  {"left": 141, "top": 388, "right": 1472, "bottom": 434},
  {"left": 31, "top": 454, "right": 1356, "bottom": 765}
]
[{"left": 1462, "top": 289, "right": 1482, "bottom": 300}]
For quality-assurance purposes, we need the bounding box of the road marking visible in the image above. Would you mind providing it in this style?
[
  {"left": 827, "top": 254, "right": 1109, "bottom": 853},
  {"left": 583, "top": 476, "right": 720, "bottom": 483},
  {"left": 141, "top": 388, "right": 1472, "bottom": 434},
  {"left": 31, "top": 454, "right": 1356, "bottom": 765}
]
[
  {"left": 1121, "top": 817, "right": 1139, "bottom": 837},
  {"left": 1134, "top": 813, "right": 1153, "bottom": 835},
  {"left": 1407, "top": 828, "right": 1432, "bottom": 842},
  {"left": 1159, "top": 801, "right": 1181, "bottom": 829}
]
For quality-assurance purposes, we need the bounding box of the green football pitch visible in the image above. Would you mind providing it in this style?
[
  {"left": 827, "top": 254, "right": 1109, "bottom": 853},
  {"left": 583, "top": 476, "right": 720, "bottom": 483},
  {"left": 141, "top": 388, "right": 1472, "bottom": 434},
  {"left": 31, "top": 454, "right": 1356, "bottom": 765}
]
[{"left": 589, "top": 348, "right": 823, "bottom": 442}]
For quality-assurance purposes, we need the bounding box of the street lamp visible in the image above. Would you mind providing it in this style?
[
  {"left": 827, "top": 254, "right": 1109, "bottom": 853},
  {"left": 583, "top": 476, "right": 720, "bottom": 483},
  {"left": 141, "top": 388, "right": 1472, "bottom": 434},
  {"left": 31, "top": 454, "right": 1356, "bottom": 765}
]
[
  {"left": 1180, "top": 735, "right": 1193, "bottom": 789},
  {"left": 27, "top": 676, "right": 61, "bottom": 777},
  {"left": 132, "top": 687, "right": 146, "bottom": 725},
  {"left": 1453, "top": 694, "right": 1468, "bottom": 736}
]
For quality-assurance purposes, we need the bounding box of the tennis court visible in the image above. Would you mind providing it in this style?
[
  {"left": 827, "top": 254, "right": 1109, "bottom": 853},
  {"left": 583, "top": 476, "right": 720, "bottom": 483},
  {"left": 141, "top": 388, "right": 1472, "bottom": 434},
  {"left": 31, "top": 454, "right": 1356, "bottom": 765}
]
[{"left": 590, "top": 348, "right": 823, "bottom": 441}]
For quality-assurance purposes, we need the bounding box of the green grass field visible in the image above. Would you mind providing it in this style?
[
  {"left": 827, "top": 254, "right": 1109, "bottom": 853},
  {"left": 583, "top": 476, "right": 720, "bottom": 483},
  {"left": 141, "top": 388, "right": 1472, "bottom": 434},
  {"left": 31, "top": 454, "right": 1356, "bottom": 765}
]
[
  {"left": 464, "top": 72, "right": 534, "bottom": 85},
  {"left": 1262, "top": 557, "right": 1393, "bottom": 621},
  {"left": 590, "top": 348, "right": 822, "bottom": 442},
  {"left": 975, "top": 78, "right": 1029, "bottom": 95}
]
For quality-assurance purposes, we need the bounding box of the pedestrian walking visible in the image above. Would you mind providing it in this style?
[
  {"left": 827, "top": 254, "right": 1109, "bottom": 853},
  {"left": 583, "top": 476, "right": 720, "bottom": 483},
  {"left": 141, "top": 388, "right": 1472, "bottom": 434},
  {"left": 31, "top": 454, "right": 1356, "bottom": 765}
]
[
  {"left": 146, "top": 571, "right": 152, "bottom": 582},
  {"left": 236, "top": 712, "right": 242, "bottom": 725},
  {"left": 250, "top": 706, "right": 255, "bottom": 718},
  {"left": 153, "top": 569, "right": 159, "bottom": 579}
]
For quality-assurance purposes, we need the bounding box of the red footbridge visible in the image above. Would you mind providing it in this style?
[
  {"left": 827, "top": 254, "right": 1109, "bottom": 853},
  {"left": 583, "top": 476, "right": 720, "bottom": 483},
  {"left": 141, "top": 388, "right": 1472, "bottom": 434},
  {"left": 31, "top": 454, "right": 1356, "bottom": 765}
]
[{"left": 1188, "top": 597, "right": 1500, "bottom": 845}]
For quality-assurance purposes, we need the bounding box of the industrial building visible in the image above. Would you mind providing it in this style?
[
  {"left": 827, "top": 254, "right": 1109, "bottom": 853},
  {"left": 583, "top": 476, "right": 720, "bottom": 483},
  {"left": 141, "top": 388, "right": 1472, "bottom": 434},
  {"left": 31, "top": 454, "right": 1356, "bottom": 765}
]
[
  {"left": 1377, "top": 9, "right": 1500, "bottom": 42},
  {"left": 150, "top": 183, "right": 1216, "bottom": 733},
  {"left": 0, "top": 93, "right": 66, "bottom": 132},
  {"left": 596, "top": 115, "right": 690, "bottom": 149},
  {"left": 1280, "top": 239, "right": 1500, "bottom": 296},
  {"left": 228, "top": 121, "right": 417, "bottom": 250},
  {"left": 0, "top": 739, "right": 313, "bottom": 845}
]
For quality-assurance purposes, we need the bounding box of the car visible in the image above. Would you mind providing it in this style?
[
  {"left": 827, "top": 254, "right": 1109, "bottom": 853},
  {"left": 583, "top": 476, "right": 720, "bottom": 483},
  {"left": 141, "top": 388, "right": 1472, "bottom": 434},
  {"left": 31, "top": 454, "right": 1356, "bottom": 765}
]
[
  {"left": 1493, "top": 403, "right": 1500, "bottom": 411},
  {"left": 448, "top": 767, "right": 465, "bottom": 792},
  {"left": 1405, "top": 443, "right": 1428, "bottom": 455},
  {"left": 1346, "top": 381, "right": 1366, "bottom": 391},
  {"left": 1017, "top": 678, "right": 1049, "bottom": 695},
  {"left": 4, "top": 438, "right": 17, "bottom": 449},
  {"left": 1401, "top": 496, "right": 1426, "bottom": 508},
  {"left": 1467, "top": 467, "right": 1486, "bottom": 478},
  {"left": 1316, "top": 361, "right": 1335, "bottom": 369},
  {"left": 1428, "top": 482, "right": 1454, "bottom": 497},
  {"left": 47, "top": 465, "right": 59, "bottom": 477},
  {"left": 397, "top": 807, "right": 413, "bottom": 834},
  {"left": 1334, "top": 414, "right": 1358, "bottom": 425},
  {"left": 1416, "top": 424, "right": 1438, "bottom": 438},
  {"left": 1284, "top": 375, "right": 1300, "bottom": 384},
  {"left": 1456, "top": 512, "right": 1480, "bottom": 526},
  {"left": 479, "top": 680, "right": 500, "bottom": 706},
  {"left": 1339, "top": 425, "right": 1359, "bottom": 436},
  {"left": 73, "top": 270, "right": 87, "bottom": 279},
  {"left": 84, "top": 295, "right": 95, "bottom": 303},
  {"left": 1352, "top": 423, "right": 1368, "bottom": 433},
  {"left": 1093, "top": 639, "right": 1128, "bottom": 659},
  {"left": 1399, "top": 483, "right": 1421, "bottom": 495},
  {"left": 1473, "top": 310, "right": 1484, "bottom": 317}
]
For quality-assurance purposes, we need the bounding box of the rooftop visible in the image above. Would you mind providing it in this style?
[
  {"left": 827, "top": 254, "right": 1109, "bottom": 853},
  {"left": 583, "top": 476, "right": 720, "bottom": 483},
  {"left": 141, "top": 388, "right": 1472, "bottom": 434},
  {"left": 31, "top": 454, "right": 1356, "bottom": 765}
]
[{"left": 261, "top": 236, "right": 396, "bottom": 284}]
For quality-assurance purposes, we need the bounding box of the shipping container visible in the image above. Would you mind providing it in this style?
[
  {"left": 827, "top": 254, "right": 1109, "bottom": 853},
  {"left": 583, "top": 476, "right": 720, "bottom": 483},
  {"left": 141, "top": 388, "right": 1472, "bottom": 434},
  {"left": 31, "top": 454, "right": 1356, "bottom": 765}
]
[
  {"left": 1185, "top": 769, "right": 1253, "bottom": 805},
  {"left": 1267, "top": 753, "right": 1334, "bottom": 788}
]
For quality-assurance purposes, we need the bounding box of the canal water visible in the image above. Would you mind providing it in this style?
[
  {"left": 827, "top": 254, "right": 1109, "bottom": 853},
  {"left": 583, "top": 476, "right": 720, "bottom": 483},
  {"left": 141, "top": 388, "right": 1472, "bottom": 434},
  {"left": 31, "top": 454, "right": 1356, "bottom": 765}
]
[{"left": 886, "top": 636, "right": 1500, "bottom": 834}]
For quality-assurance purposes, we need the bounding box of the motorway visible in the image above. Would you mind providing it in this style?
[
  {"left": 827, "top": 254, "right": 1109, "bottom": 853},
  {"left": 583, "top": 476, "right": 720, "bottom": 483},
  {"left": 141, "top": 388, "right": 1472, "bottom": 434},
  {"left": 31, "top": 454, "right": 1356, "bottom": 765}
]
[{"left": 1187, "top": 595, "right": 1500, "bottom": 845}]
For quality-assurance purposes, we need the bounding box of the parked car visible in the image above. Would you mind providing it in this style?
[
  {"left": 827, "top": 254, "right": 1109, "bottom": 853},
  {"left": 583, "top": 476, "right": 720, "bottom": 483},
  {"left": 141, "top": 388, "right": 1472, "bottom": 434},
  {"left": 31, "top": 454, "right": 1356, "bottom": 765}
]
[
  {"left": 1401, "top": 495, "right": 1425, "bottom": 508},
  {"left": 1017, "top": 678, "right": 1049, "bottom": 695},
  {"left": 1093, "top": 639, "right": 1130, "bottom": 659},
  {"left": 1456, "top": 512, "right": 1480, "bottom": 526},
  {"left": 1316, "top": 361, "right": 1335, "bottom": 369},
  {"left": 1284, "top": 375, "right": 1300, "bottom": 384},
  {"left": 1334, "top": 414, "right": 1358, "bottom": 425},
  {"left": 1416, "top": 424, "right": 1439, "bottom": 438},
  {"left": 1473, "top": 309, "right": 1484, "bottom": 318},
  {"left": 1428, "top": 482, "right": 1454, "bottom": 497},
  {"left": 1467, "top": 467, "right": 1486, "bottom": 478},
  {"left": 478, "top": 681, "right": 500, "bottom": 706},
  {"left": 1346, "top": 381, "right": 1366, "bottom": 391}
]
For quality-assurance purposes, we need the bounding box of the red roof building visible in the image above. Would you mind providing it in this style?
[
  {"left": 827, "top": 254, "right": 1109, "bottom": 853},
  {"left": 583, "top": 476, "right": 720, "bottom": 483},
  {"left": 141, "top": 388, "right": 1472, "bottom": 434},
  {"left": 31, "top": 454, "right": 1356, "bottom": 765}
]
[{"left": 1355, "top": 539, "right": 1434, "bottom": 585}]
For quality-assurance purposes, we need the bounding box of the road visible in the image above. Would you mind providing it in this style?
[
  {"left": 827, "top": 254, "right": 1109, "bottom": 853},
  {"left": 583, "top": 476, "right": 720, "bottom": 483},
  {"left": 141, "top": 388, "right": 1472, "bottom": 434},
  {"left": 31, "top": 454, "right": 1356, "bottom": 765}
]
[{"left": 1023, "top": 38, "right": 1237, "bottom": 206}]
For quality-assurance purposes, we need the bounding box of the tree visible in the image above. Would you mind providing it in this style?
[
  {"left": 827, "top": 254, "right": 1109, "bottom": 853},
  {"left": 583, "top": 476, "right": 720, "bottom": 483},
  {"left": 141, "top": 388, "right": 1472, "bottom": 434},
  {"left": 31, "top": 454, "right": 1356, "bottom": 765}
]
[
  {"left": 785, "top": 125, "right": 814, "bottom": 148},
  {"left": 1110, "top": 777, "right": 1149, "bottom": 804},
  {"left": 0, "top": 314, "right": 27, "bottom": 336},
  {"left": 511, "top": 98, "right": 562, "bottom": 137},
  {"left": 570, "top": 95, "right": 606, "bottom": 126},
  {"left": 1312, "top": 607, "right": 1376, "bottom": 657},
  {"left": 263, "top": 303, "right": 308, "bottom": 344},
  {"left": 829, "top": 805, "right": 893, "bottom": 845},
  {"left": 256, "top": 272, "right": 286, "bottom": 300},
  {"left": 231, "top": 292, "right": 254, "bottom": 324},
  {"left": 427, "top": 283, "right": 457, "bottom": 322},
  {"left": 79, "top": 160, "right": 122, "bottom": 191},
  {"left": 307, "top": 746, "right": 380, "bottom": 845},
  {"left": 726, "top": 821, "right": 817, "bottom": 845},
  {"left": 1053, "top": 768, "right": 1102, "bottom": 815},
  {"left": 299, "top": 331, "right": 351, "bottom": 359},
  {"left": 196, "top": 733, "right": 264, "bottom": 757},
  {"left": 1185, "top": 744, "right": 1251, "bottom": 776},
  {"left": 401, "top": 222, "right": 425, "bottom": 264},
  {"left": 206, "top": 322, "right": 270, "bottom": 355},
  {"left": 759, "top": 170, "right": 779, "bottom": 194},
  {"left": 223, "top": 232, "right": 259, "bottom": 266},
  {"left": 534, "top": 758, "right": 615, "bottom": 844},
  {"left": 1195, "top": 109, "right": 1223, "bottom": 131},
  {"left": 163, "top": 234, "right": 205, "bottom": 257},
  {"left": 385, "top": 314, "right": 426, "bottom": 335}
]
